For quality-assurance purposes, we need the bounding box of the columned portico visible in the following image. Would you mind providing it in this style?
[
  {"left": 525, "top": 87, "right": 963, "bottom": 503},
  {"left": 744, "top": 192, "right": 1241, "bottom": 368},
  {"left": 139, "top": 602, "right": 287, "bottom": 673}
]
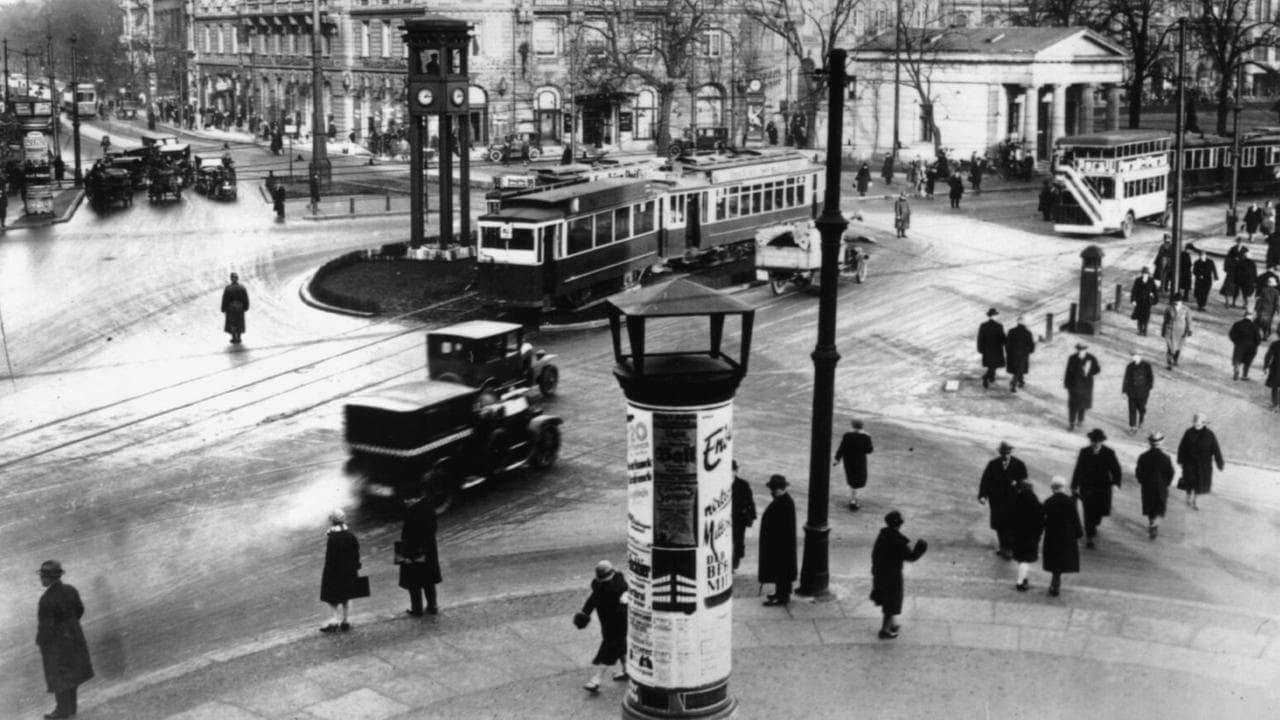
[
  {"left": 1051, "top": 84, "right": 1068, "bottom": 153},
  {"left": 1023, "top": 85, "right": 1039, "bottom": 159},
  {"left": 1078, "top": 84, "right": 1096, "bottom": 135},
  {"left": 1105, "top": 84, "right": 1122, "bottom": 130}
]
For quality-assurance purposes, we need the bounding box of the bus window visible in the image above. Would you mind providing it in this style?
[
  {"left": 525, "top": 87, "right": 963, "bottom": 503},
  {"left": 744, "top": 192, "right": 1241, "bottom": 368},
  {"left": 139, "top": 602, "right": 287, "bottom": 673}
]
[
  {"left": 615, "top": 206, "right": 631, "bottom": 240},
  {"left": 774, "top": 185, "right": 784, "bottom": 208},
  {"left": 670, "top": 194, "right": 686, "bottom": 224},
  {"left": 635, "top": 201, "right": 655, "bottom": 234},
  {"left": 595, "top": 209, "right": 614, "bottom": 246},
  {"left": 568, "top": 216, "right": 594, "bottom": 254},
  {"left": 785, "top": 182, "right": 795, "bottom": 207}
]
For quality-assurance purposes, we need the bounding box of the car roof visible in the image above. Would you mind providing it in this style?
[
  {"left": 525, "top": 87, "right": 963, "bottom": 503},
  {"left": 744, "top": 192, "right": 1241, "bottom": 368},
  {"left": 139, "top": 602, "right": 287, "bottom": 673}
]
[
  {"left": 346, "top": 379, "right": 479, "bottom": 412},
  {"left": 429, "top": 320, "right": 523, "bottom": 340}
]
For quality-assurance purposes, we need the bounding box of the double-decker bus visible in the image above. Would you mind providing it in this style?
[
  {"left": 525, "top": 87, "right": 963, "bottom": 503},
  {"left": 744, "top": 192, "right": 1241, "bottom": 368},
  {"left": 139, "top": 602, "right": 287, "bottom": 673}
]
[
  {"left": 475, "top": 150, "right": 823, "bottom": 308},
  {"left": 1052, "top": 129, "right": 1171, "bottom": 238}
]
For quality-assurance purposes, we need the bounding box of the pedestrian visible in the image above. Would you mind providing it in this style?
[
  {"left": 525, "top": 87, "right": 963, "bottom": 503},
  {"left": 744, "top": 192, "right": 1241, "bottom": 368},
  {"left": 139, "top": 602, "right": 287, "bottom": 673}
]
[
  {"left": 1153, "top": 235, "right": 1174, "bottom": 297},
  {"left": 1192, "top": 250, "right": 1218, "bottom": 311},
  {"left": 272, "top": 183, "right": 287, "bottom": 219},
  {"left": 914, "top": 159, "right": 927, "bottom": 197},
  {"left": 1268, "top": 231, "right": 1280, "bottom": 269},
  {"left": 1070, "top": 428, "right": 1122, "bottom": 548},
  {"left": 893, "top": 191, "right": 911, "bottom": 238},
  {"left": 397, "top": 484, "right": 441, "bottom": 617},
  {"left": 220, "top": 272, "right": 249, "bottom": 345},
  {"left": 1038, "top": 180, "right": 1054, "bottom": 221},
  {"left": 948, "top": 173, "right": 964, "bottom": 209},
  {"left": 36, "top": 560, "right": 94, "bottom": 720},
  {"left": 1121, "top": 349, "right": 1155, "bottom": 433},
  {"left": 1161, "top": 296, "right": 1193, "bottom": 369},
  {"left": 1041, "top": 476, "right": 1082, "bottom": 597},
  {"left": 870, "top": 510, "right": 927, "bottom": 639},
  {"left": 575, "top": 560, "right": 628, "bottom": 693},
  {"left": 924, "top": 165, "right": 937, "bottom": 199},
  {"left": 1222, "top": 236, "right": 1246, "bottom": 306},
  {"left": 976, "top": 307, "right": 1006, "bottom": 389},
  {"left": 1225, "top": 204, "right": 1239, "bottom": 236},
  {"left": 319, "top": 509, "right": 362, "bottom": 632},
  {"left": 1244, "top": 202, "right": 1262, "bottom": 241},
  {"left": 1135, "top": 431, "right": 1175, "bottom": 539},
  {"left": 1063, "top": 342, "right": 1100, "bottom": 431},
  {"left": 1177, "top": 245, "right": 1193, "bottom": 301},
  {"left": 881, "top": 154, "right": 894, "bottom": 186},
  {"left": 1265, "top": 337, "right": 1280, "bottom": 410},
  {"left": 731, "top": 461, "right": 756, "bottom": 571},
  {"left": 969, "top": 154, "right": 984, "bottom": 193},
  {"left": 1262, "top": 199, "right": 1276, "bottom": 238},
  {"left": 1175, "top": 413, "right": 1224, "bottom": 510},
  {"left": 1007, "top": 478, "right": 1043, "bottom": 592},
  {"left": 758, "top": 474, "right": 796, "bottom": 606},
  {"left": 1255, "top": 276, "right": 1280, "bottom": 340},
  {"left": 561, "top": 144, "right": 573, "bottom": 165},
  {"left": 906, "top": 161, "right": 919, "bottom": 195},
  {"left": 834, "top": 419, "right": 873, "bottom": 511},
  {"left": 1230, "top": 309, "right": 1264, "bottom": 381},
  {"left": 766, "top": 120, "right": 778, "bottom": 145},
  {"left": 1234, "top": 245, "right": 1259, "bottom": 307},
  {"left": 978, "top": 441, "right": 1026, "bottom": 558},
  {"left": 308, "top": 171, "right": 320, "bottom": 210},
  {"left": 1004, "top": 315, "right": 1035, "bottom": 392},
  {"left": 855, "top": 163, "right": 871, "bottom": 196},
  {"left": 1130, "top": 267, "right": 1159, "bottom": 335}
]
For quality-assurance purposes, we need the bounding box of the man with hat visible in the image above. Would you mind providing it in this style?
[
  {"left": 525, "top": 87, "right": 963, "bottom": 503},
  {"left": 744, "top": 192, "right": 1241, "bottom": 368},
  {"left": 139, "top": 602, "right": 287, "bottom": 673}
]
[
  {"left": 397, "top": 483, "right": 442, "bottom": 617},
  {"left": 1231, "top": 244, "right": 1259, "bottom": 309},
  {"left": 1221, "top": 236, "right": 1247, "bottom": 307},
  {"left": 1121, "top": 349, "right": 1154, "bottom": 433},
  {"left": 758, "top": 474, "right": 796, "bottom": 606},
  {"left": 1041, "top": 476, "right": 1083, "bottom": 597},
  {"left": 220, "top": 272, "right": 250, "bottom": 345},
  {"left": 1176, "top": 412, "right": 1224, "bottom": 510},
  {"left": 1070, "top": 428, "right": 1122, "bottom": 548},
  {"left": 1191, "top": 249, "right": 1218, "bottom": 311},
  {"left": 834, "top": 419, "right": 874, "bottom": 510},
  {"left": 1229, "top": 309, "right": 1264, "bottom": 381},
  {"left": 1161, "top": 296, "right": 1193, "bottom": 369},
  {"left": 976, "top": 308, "right": 1006, "bottom": 389},
  {"left": 978, "top": 441, "right": 1027, "bottom": 558},
  {"left": 870, "top": 510, "right": 927, "bottom": 638},
  {"left": 36, "top": 560, "right": 94, "bottom": 719},
  {"left": 1063, "top": 342, "right": 1100, "bottom": 431},
  {"left": 1004, "top": 315, "right": 1035, "bottom": 392},
  {"left": 1135, "top": 432, "right": 1175, "bottom": 539},
  {"left": 731, "top": 461, "right": 757, "bottom": 571},
  {"left": 1130, "top": 266, "right": 1159, "bottom": 336}
]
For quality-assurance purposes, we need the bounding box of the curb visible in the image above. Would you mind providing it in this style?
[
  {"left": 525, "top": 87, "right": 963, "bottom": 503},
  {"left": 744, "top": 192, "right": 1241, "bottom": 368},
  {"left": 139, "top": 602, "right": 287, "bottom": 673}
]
[
  {"left": 2, "top": 188, "right": 85, "bottom": 230},
  {"left": 298, "top": 272, "right": 377, "bottom": 318}
]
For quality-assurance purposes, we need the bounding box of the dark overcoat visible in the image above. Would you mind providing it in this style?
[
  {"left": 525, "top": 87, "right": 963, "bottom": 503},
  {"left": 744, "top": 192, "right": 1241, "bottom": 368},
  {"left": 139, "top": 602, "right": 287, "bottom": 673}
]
[
  {"left": 1063, "top": 353, "right": 1101, "bottom": 409},
  {"left": 398, "top": 499, "right": 442, "bottom": 589},
  {"left": 870, "top": 526, "right": 926, "bottom": 615},
  {"left": 758, "top": 492, "right": 797, "bottom": 585},
  {"left": 1231, "top": 318, "right": 1265, "bottom": 364},
  {"left": 221, "top": 281, "right": 249, "bottom": 335},
  {"left": 1121, "top": 360, "right": 1154, "bottom": 401},
  {"left": 1176, "top": 426, "right": 1224, "bottom": 494},
  {"left": 948, "top": 174, "right": 964, "bottom": 200},
  {"left": 977, "top": 319, "right": 1007, "bottom": 369},
  {"left": 1005, "top": 324, "right": 1035, "bottom": 376},
  {"left": 855, "top": 166, "right": 871, "bottom": 194},
  {"left": 1007, "top": 484, "right": 1044, "bottom": 563},
  {"left": 1131, "top": 276, "right": 1159, "bottom": 322},
  {"left": 834, "top": 431, "right": 873, "bottom": 489},
  {"left": 1071, "top": 444, "right": 1122, "bottom": 518},
  {"left": 1041, "top": 493, "right": 1082, "bottom": 574},
  {"left": 320, "top": 527, "right": 361, "bottom": 604},
  {"left": 1234, "top": 257, "right": 1259, "bottom": 296},
  {"left": 1245, "top": 206, "right": 1262, "bottom": 234},
  {"left": 1135, "top": 447, "right": 1175, "bottom": 518},
  {"left": 37, "top": 581, "right": 95, "bottom": 694},
  {"left": 1222, "top": 245, "right": 1245, "bottom": 297},
  {"left": 581, "top": 571, "right": 628, "bottom": 665},
  {"left": 1193, "top": 258, "right": 1218, "bottom": 291},
  {"left": 1178, "top": 251, "right": 1193, "bottom": 296},
  {"left": 731, "top": 476, "right": 757, "bottom": 566},
  {"left": 978, "top": 456, "right": 1027, "bottom": 531},
  {"left": 1266, "top": 340, "right": 1280, "bottom": 388}
]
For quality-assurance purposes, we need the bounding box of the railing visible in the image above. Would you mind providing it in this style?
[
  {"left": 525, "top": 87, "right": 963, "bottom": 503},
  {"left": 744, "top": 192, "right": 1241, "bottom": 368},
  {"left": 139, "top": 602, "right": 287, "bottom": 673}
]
[{"left": 1054, "top": 164, "right": 1103, "bottom": 226}]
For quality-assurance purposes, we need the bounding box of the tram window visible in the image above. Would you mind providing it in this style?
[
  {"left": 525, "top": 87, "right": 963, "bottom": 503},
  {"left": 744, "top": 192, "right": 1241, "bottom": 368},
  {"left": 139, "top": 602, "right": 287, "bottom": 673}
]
[
  {"left": 763, "top": 183, "right": 774, "bottom": 211},
  {"left": 700, "top": 193, "right": 708, "bottom": 224},
  {"left": 509, "top": 227, "right": 535, "bottom": 251},
  {"left": 797, "top": 179, "right": 807, "bottom": 205},
  {"left": 568, "top": 216, "right": 594, "bottom": 254},
  {"left": 785, "top": 184, "right": 795, "bottom": 206},
  {"left": 595, "top": 210, "right": 614, "bottom": 246},
  {"left": 670, "top": 194, "right": 686, "bottom": 224},
  {"left": 775, "top": 185, "right": 784, "bottom": 208},
  {"left": 615, "top": 206, "right": 631, "bottom": 240},
  {"left": 751, "top": 186, "right": 762, "bottom": 214},
  {"left": 728, "top": 194, "right": 739, "bottom": 217},
  {"left": 635, "top": 201, "right": 655, "bottom": 234},
  {"left": 480, "top": 226, "right": 502, "bottom": 249},
  {"left": 715, "top": 193, "right": 727, "bottom": 220},
  {"left": 542, "top": 225, "right": 560, "bottom": 258}
]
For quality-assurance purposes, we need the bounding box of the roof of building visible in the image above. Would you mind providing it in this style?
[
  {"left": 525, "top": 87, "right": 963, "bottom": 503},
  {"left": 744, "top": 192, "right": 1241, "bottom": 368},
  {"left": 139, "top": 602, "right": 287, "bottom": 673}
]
[{"left": 858, "top": 26, "right": 1125, "bottom": 57}]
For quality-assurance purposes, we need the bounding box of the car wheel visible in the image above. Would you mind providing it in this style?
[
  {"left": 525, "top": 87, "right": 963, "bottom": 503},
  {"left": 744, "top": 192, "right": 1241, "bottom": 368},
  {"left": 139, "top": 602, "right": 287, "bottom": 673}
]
[
  {"left": 529, "top": 423, "right": 561, "bottom": 469},
  {"left": 437, "top": 372, "right": 463, "bottom": 385},
  {"left": 483, "top": 428, "right": 509, "bottom": 478},
  {"left": 422, "top": 463, "right": 458, "bottom": 516},
  {"left": 538, "top": 366, "right": 559, "bottom": 397},
  {"left": 527, "top": 148, "right": 541, "bottom": 161},
  {"left": 769, "top": 275, "right": 789, "bottom": 296},
  {"left": 488, "top": 149, "right": 504, "bottom": 162}
]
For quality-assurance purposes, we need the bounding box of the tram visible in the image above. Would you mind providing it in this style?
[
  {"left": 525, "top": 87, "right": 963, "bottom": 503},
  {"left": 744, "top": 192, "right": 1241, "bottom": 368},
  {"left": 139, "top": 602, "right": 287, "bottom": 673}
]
[
  {"left": 475, "top": 150, "right": 823, "bottom": 308},
  {"left": 60, "top": 83, "right": 97, "bottom": 118}
]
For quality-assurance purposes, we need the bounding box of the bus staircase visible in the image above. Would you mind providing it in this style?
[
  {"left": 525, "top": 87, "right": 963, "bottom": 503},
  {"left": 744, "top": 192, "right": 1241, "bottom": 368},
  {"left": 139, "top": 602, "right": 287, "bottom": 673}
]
[{"left": 1052, "top": 164, "right": 1105, "bottom": 229}]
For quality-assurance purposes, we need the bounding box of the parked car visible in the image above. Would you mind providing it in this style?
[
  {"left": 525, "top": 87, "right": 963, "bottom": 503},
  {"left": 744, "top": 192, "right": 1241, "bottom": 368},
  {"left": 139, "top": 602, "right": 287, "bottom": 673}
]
[
  {"left": 666, "top": 126, "right": 730, "bottom": 159},
  {"left": 487, "top": 132, "right": 543, "bottom": 163}
]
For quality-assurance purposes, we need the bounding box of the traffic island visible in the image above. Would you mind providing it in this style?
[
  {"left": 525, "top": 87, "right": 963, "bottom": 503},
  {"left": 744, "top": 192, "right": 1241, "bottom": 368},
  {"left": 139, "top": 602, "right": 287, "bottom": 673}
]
[
  {"left": 3, "top": 186, "right": 85, "bottom": 230},
  {"left": 304, "top": 244, "right": 476, "bottom": 318}
]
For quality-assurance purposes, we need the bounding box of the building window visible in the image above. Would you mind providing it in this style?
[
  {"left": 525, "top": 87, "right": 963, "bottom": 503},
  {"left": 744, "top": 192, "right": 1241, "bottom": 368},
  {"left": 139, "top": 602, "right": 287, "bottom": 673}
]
[
  {"left": 471, "top": 21, "right": 482, "bottom": 56},
  {"left": 535, "top": 89, "right": 561, "bottom": 142},
  {"left": 231, "top": 26, "right": 239, "bottom": 54},
  {"left": 323, "top": 30, "right": 331, "bottom": 57},
  {"left": 361, "top": 21, "right": 371, "bottom": 57},
  {"left": 699, "top": 29, "right": 722, "bottom": 57},
  {"left": 273, "top": 33, "right": 281, "bottom": 55},
  {"left": 635, "top": 88, "right": 656, "bottom": 140},
  {"left": 203, "top": 27, "right": 211, "bottom": 53},
  {"left": 216, "top": 26, "right": 224, "bottom": 53},
  {"left": 533, "top": 18, "right": 560, "bottom": 57},
  {"left": 258, "top": 32, "right": 267, "bottom": 54},
  {"left": 381, "top": 21, "right": 391, "bottom": 58},
  {"left": 287, "top": 32, "right": 296, "bottom": 55},
  {"left": 581, "top": 18, "right": 607, "bottom": 55},
  {"left": 635, "top": 20, "right": 656, "bottom": 55}
]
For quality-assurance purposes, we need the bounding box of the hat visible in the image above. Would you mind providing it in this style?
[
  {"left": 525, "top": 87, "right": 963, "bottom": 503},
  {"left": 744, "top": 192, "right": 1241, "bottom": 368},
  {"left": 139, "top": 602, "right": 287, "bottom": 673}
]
[
  {"left": 230, "top": 272, "right": 239, "bottom": 280},
  {"left": 1075, "top": 342, "right": 1088, "bottom": 350},
  {"left": 998, "top": 441, "right": 1013, "bottom": 453},
  {"left": 1049, "top": 475, "right": 1067, "bottom": 490},
  {"left": 884, "top": 510, "right": 904, "bottom": 527},
  {"left": 1140, "top": 266, "right": 1150, "bottom": 274},
  {"left": 1087, "top": 428, "right": 1107, "bottom": 442},
  {"left": 851, "top": 419, "right": 864, "bottom": 430},
  {"left": 987, "top": 308, "right": 999, "bottom": 317},
  {"left": 766, "top": 474, "right": 788, "bottom": 490},
  {"left": 1148, "top": 431, "right": 1164, "bottom": 443},
  {"left": 38, "top": 560, "right": 64, "bottom": 578},
  {"left": 595, "top": 560, "right": 615, "bottom": 579}
]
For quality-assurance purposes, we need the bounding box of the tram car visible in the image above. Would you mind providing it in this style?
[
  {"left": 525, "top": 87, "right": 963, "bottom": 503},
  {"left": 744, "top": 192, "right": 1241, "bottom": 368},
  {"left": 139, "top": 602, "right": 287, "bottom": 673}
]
[{"left": 475, "top": 150, "right": 823, "bottom": 308}]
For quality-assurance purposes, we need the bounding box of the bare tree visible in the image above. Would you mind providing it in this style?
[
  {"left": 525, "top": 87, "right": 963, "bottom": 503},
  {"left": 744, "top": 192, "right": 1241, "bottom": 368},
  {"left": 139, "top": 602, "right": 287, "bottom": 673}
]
[
  {"left": 1097, "top": 0, "right": 1174, "bottom": 128},
  {"left": 1010, "top": 0, "right": 1103, "bottom": 26},
  {"left": 1189, "top": 0, "right": 1277, "bottom": 135},
  {"left": 895, "top": 2, "right": 960, "bottom": 153},
  {"left": 742, "top": 0, "right": 861, "bottom": 148}
]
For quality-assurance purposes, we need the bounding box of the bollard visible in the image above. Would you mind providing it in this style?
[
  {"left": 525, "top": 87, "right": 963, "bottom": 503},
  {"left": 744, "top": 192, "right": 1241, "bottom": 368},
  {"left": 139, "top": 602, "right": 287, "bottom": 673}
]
[
  {"left": 1045, "top": 313, "right": 1054, "bottom": 343},
  {"left": 1115, "top": 282, "right": 1123, "bottom": 311},
  {"left": 1068, "top": 302, "right": 1078, "bottom": 332},
  {"left": 386, "top": 194, "right": 391, "bottom": 211},
  {"left": 349, "top": 197, "right": 356, "bottom": 214}
]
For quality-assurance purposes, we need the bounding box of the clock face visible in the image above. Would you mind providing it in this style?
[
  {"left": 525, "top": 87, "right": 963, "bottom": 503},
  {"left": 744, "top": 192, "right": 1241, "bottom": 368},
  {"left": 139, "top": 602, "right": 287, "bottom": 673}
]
[
  {"left": 451, "top": 88, "right": 466, "bottom": 107},
  {"left": 416, "top": 88, "right": 434, "bottom": 107},
  {"left": 747, "top": 79, "right": 763, "bottom": 93}
]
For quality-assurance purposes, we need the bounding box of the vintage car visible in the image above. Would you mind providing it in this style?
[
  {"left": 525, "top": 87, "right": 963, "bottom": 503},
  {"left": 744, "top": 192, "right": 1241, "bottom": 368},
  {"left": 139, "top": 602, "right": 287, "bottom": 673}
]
[
  {"left": 196, "top": 164, "right": 237, "bottom": 200},
  {"left": 666, "top": 126, "right": 730, "bottom": 159},
  {"left": 486, "top": 131, "right": 543, "bottom": 163},
  {"left": 88, "top": 167, "right": 134, "bottom": 209},
  {"left": 103, "top": 153, "right": 149, "bottom": 189},
  {"left": 147, "top": 167, "right": 182, "bottom": 202},
  {"left": 427, "top": 320, "right": 559, "bottom": 396}
]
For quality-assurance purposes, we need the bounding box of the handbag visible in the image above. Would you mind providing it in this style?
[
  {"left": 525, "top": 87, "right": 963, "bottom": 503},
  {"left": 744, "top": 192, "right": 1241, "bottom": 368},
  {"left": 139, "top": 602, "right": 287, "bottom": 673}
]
[
  {"left": 351, "top": 575, "right": 371, "bottom": 599},
  {"left": 573, "top": 611, "right": 590, "bottom": 629}
]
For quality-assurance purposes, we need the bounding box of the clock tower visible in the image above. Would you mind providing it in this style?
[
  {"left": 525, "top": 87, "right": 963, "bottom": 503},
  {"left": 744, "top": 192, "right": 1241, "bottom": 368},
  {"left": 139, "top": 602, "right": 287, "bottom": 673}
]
[{"left": 403, "top": 15, "right": 473, "bottom": 249}]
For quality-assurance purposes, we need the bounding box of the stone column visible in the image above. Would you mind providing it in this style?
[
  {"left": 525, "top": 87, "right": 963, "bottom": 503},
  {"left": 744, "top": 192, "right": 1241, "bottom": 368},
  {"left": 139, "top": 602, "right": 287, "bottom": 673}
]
[
  {"left": 1023, "top": 85, "right": 1039, "bottom": 159},
  {"left": 1105, "top": 84, "right": 1122, "bottom": 130},
  {"left": 1079, "top": 84, "right": 1096, "bottom": 135},
  {"left": 1051, "top": 83, "right": 1067, "bottom": 149}
]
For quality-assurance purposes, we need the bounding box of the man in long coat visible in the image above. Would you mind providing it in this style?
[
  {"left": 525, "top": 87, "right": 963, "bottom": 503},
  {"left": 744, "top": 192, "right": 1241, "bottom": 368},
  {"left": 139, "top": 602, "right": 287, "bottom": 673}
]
[
  {"left": 1071, "top": 428, "right": 1122, "bottom": 548},
  {"left": 398, "top": 486, "right": 442, "bottom": 616},
  {"left": 1266, "top": 337, "right": 1280, "bottom": 410},
  {"left": 893, "top": 192, "right": 911, "bottom": 238},
  {"left": 731, "top": 461, "right": 756, "bottom": 571},
  {"left": 220, "top": 272, "right": 249, "bottom": 344},
  {"left": 1192, "top": 250, "right": 1219, "bottom": 311},
  {"left": 834, "top": 419, "right": 873, "bottom": 510},
  {"left": 1161, "top": 297, "right": 1192, "bottom": 369},
  {"left": 1233, "top": 245, "right": 1259, "bottom": 308},
  {"left": 1153, "top": 235, "right": 1174, "bottom": 296},
  {"left": 1063, "top": 342, "right": 1100, "bottom": 431},
  {"left": 1005, "top": 315, "right": 1035, "bottom": 392},
  {"left": 1135, "top": 432, "right": 1175, "bottom": 539},
  {"left": 37, "top": 560, "right": 94, "bottom": 719},
  {"left": 1222, "top": 236, "right": 1247, "bottom": 306},
  {"left": 977, "top": 308, "right": 1006, "bottom": 389},
  {"left": 1121, "top": 350, "right": 1154, "bottom": 433},
  {"left": 1176, "top": 413, "right": 1224, "bottom": 509},
  {"left": 870, "top": 510, "right": 927, "bottom": 638},
  {"left": 1131, "top": 267, "right": 1159, "bottom": 335},
  {"left": 1231, "top": 309, "right": 1265, "bottom": 381},
  {"left": 758, "top": 474, "right": 797, "bottom": 606},
  {"left": 1255, "top": 275, "right": 1280, "bottom": 340},
  {"left": 1042, "top": 477, "right": 1082, "bottom": 597},
  {"left": 855, "top": 163, "right": 872, "bottom": 196},
  {"left": 978, "top": 441, "right": 1026, "bottom": 558},
  {"left": 948, "top": 173, "right": 964, "bottom": 209}
]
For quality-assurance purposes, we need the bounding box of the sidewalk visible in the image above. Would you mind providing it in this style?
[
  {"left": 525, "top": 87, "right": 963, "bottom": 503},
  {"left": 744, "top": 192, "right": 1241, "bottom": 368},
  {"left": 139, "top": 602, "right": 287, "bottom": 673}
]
[
  {"left": 1, "top": 186, "right": 84, "bottom": 231},
  {"left": 79, "top": 575, "right": 1280, "bottom": 720}
]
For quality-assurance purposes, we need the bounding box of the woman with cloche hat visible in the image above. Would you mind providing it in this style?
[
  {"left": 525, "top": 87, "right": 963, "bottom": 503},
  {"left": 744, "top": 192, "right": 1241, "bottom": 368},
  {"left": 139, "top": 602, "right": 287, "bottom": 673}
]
[
  {"left": 576, "top": 560, "right": 628, "bottom": 693},
  {"left": 37, "top": 560, "right": 94, "bottom": 719}
]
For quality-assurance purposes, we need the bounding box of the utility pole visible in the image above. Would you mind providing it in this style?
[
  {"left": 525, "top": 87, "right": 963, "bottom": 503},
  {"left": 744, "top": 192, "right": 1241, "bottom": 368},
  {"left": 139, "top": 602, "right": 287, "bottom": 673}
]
[
  {"left": 3, "top": 38, "right": 9, "bottom": 110},
  {"left": 892, "top": 0, "right": 901, "bottom": 162},
  {"left": 46, "top": 28, "right": 59, "bottom": 182},
  {"left": 310, "top": 0, "right": 329, "bottom": 184},
  {"left": 1171, "top": 18, "right": 1185, "bottom": 298},
  {"left": 70, "top": 33, "right": 82, "bottom": 186},
  {"left": 1230, "top": 61, "right": 1244, "bottom": 217}
]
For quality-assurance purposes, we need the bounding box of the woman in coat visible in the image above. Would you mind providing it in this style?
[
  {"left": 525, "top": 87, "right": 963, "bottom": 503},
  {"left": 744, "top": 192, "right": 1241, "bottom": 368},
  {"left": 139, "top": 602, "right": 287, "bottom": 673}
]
[
  {"left": 1265, "top": 338, "right": 1280, "bottom": 410},
  {"left": 1007, "top": 479, "right": 1043, "bottom": 592},
  {"left": 1244, "top": 202, "right": 1262, "bottom": 240},
  {"left": 37, "top": 560, "right": 94, "bottom": 719},
  {"left": 1135, "top": 432, "right": 1175, "bottom": 539},
  {"left": 1176, "top": 413, "right": 1224, "bottom": 509},
  {"left": 578, "top": 560, "right": 628, "bottom": 693},
  {"left": 834, "top": 419, "right": 873, "bottom": 510},
  {"left": 398, "top": 488, "right": 442, "bottom": 616},
  {"left": 1041, "top": 477, "right": 1082, "bottom": 597},
  {"left": 1130, "top": 267, "right": 1159, "bottom": 335},
  {"left": 870, "top": 510, "right": 927, "bottom": 639},
  {"left": 1070, "top": 428, "right": 1122, "bottom": 547},
  {"left": 1161, "top": 297, "right": 1193, "bottom": 369},
  {"left": 320, "top": 509, "right": 361, "bottom": 632},
  {"left": 854, "top": 163, "right": 872, "bottom": 196}
]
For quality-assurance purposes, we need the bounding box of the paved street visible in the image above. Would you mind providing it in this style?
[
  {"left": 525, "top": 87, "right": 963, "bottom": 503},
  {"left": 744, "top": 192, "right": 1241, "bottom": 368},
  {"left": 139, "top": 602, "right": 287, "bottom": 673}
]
[{"left": 2, "top": 121, "right": 1279, "bottom": 718}]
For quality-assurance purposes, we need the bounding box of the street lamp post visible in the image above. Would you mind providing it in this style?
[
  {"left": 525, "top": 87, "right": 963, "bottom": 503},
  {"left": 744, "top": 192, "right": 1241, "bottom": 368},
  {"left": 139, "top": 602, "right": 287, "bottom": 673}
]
[
  {"left": 1170, "top": 18, "right": 1186, "bottom": 299},
  {"left": 1230, "top": 61, "right": 1244, "bottom": 218},
  {"left": 309, "top": 0, "right": 329, "bottom": 185},
  {"left": 892, "top": 0, "right": 901, "bottom": 162},
  {"left": 3, "top": 38, "right": 9, "bottom": 110},
  {"left": 70, "top": 34, "right": 82, "bottom": 186}
]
